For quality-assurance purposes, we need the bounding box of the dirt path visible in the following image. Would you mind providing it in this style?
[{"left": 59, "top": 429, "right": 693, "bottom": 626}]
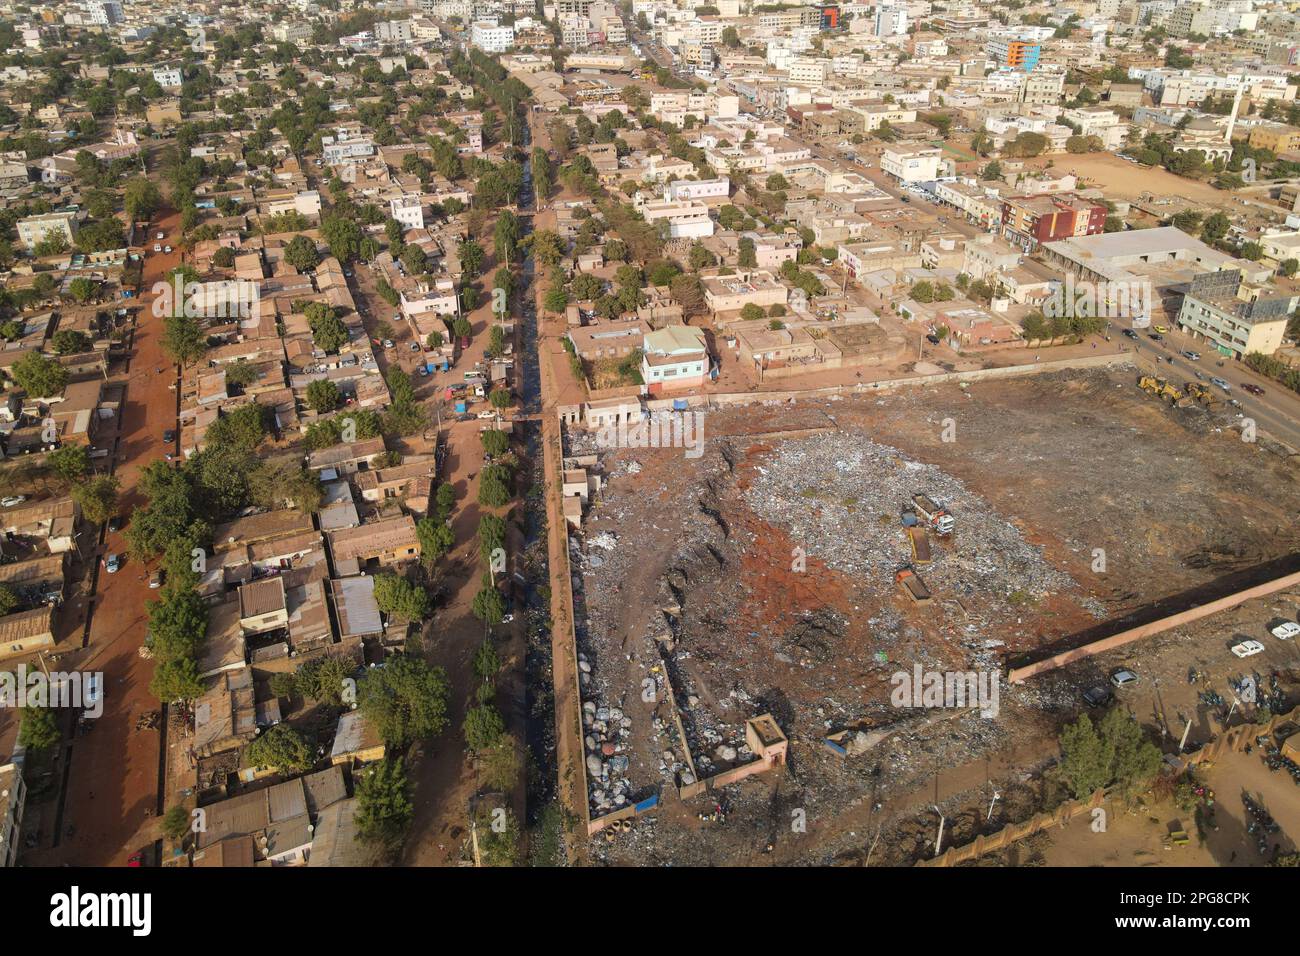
[{"left": 33, "top": 210, "right": 184, "bottom": 866}]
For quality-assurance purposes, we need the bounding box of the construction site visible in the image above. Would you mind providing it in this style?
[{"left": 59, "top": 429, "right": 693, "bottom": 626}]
[{"left": 557, "top": 366, "right": 1300, "bottom": 866}]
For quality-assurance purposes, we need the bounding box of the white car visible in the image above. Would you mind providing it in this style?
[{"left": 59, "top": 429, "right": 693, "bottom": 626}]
[
  {"left": 84, "top": 672, "right": 101, "bottom": 708},
  {"left": 1231, "top": 639, "right": 1265, "bottom": 658},
  {"left": 164, "top": 245, "right": 172, "bottom": 254},
  {"left": 155, "top": 231, "right": 164, "bottom": 241},
  {"left": 1210, "top": 377, "right": 1231, "bottom": 392},
  {"left": 1270, "top": 622, "right": 1300, "bottom": 640},
  {"left": 1, "top": 495, "right": 26, "bottom": 507},
  {"left": 1110, "top": 669, "right": 1139, "bottom": 688},
  {"left": 476, "top": 410, "right": 496, "bottom": 420},
  {"left": 153, "top": 243, "right": 162, "bottom": 252}
]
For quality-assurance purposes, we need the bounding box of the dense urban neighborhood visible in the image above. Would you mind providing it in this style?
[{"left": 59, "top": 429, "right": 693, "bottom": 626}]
[{"left": 1, "top": 0, "right": 1300, "bottom": 882}]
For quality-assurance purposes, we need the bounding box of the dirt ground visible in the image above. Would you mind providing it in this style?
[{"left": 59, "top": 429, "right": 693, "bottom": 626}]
[
  {"left": 1021, "top": 152, "right": 1231, "bottom": 204},
  {"left": 562, "top": 366, "right": 1300, "bottom": 865}
]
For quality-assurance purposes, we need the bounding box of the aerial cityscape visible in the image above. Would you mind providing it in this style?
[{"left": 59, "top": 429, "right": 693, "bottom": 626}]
[{"left": 2, "top": 0, "right": 1300, "bottom": 882}]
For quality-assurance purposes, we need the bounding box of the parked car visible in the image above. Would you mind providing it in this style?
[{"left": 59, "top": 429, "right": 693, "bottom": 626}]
[
  {"left": 155, "top": 231, "right": 165, "bottom": 241},
  {"left": 1210, "top": 377, "right": 1231, "bottom": 392},
  {"left": 1270, "top": 622, "right": 1300, "bottom": 640},
  {"left": 149, "top": 570, "right": 163, "bottom": 589},
  {"left": 1, "top": 495, "right": 26, "bottom": 507},
  {"left": 108, "top": 515, "right": 122, "bottom": 532},
  {"left": 926, "top": 334, "right": 941, "bottom": 345},
  {"left": 383, "top": 339, "right": 394, "bottom": 349},
  {"left": 1148, "top": 332, "right": 1163, "bottom": 341},
  {"left": 85, "top": 672, "right": 101, "bottom": 708},
  {"left": 163, "top": 245, "right": 172, "bottom": 254},
  {"left": 1241, "top": 383, "right": 1265, "bottom": 396},
  {"left": 104, "top": 553, "right": 121, "bottom": 573},
  {"left": 1231, "top": 639, "right": 1265, "bottom": 658},
  {"left": 1122, "top": 329, "right": 1138, "bottom": 339},
  {"left": 1083, "top": 686, "right": 1113, "bottom": 707},
  {"left": 153, "top": 244, "right": 162, "bottom": 253},
  {"left": 1183, "top": 350, "right": 1201, "bottom": 361},
  {"left": 1110, "top": 669, "right": 1139, "bottom": 688},
  {"left": 163, "top": 429, "right": 175, "bottom": 443},
  {"left": 1154, "top": 325, "right": 1169, "bottom": 334}
]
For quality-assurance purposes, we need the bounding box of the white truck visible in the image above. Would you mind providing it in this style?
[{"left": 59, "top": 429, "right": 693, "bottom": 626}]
[{"left": 912, "top": 494, "right": 955, "bottom": 536}]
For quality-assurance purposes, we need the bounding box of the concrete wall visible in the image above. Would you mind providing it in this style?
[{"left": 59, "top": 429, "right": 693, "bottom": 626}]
[{"left": 1007, "top": 569, "right": 1300, "bottom": 683}]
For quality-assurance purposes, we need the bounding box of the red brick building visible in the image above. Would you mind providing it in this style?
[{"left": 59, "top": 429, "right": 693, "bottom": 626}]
[{"left": 1000, "top": 194, "right": 1107, "bottom": 251}]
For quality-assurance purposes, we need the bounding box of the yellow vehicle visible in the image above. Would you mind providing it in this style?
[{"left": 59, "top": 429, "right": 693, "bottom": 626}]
[
  {"left": 1154, "top": 325, "right": 1169, "bottom": 334},
  {"left": 1137, "top": 374, "right": 1183, "bottom": 404},
  {"left": 1184, "top": 381, "right": 1220, "bottom": 407}
]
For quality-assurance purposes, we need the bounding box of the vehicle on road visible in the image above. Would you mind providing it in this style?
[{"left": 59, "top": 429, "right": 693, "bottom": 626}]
[
  {"left": 153, "top": 244, "right": 162, "bottom": 252},
  {"left": 1110, "top": 669, "right": 1139, "bottom": 688},
  {"left": 1154, "top": 325, "right": 1168, "bottom": 334},
  {"left": 1230, "top": 639, "right": 1265, "bottom": 658},
  {"left": 1149, "top": 332, "right": 1163, "bottom": 341},
  {"left": 164, "top": 245, "right": 172, "bottom": 254},
  {"left": 1270, "top": 622, "right": 1300, "bottom": 640},
  {"left": 163, "top": 429, "right": 175, "bottom": 443},
  {"left": 383, "top": 339, "right": 394, "bottom": 349},
  {"left": 1241, "top": 383, "right": 1265, "bottom": 396},
  {"left": 1122, "top": 329, "right": 1138, "bottom": 339},
  {"left": 926, "top": 333, "right": 941, "bottom": 345},
  {"left": 1182, "top": 350, "right": 1200, "bottom": 361},
  {"left": 1, "top": 495, "right": 26, "bottom": 507},
  {"left": 104, "top": 553, "right": 121, "bottom": 573},
  {"left": 156, "top": 232, "right": 164, "bottom": 241},
  {"left": 1210, "top": 377, "right": 1231, "bottom": 392}
]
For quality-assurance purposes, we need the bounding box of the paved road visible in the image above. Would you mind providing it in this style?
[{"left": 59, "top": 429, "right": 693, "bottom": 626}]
[
  {"left": 1132, "top": 325, "right": 1300, "bottom": 450},
  {"left": 43, "top": 212, "right": 182, "bottom": 866}
]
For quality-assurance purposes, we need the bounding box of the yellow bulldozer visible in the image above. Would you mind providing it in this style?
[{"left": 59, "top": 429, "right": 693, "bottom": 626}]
[
  {"left": 1137, "top": 374, "right": 1184, "bottom": 405},
  {"left": 1183, "top": 381, "right": 1220, "bottom": 409}
]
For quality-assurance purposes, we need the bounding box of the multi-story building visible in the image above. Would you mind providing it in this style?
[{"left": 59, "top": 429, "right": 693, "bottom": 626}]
[
  {"left": 0, "top": 762, "right": 25, "bottom": 867},
  {"left": 641, "top": 325, "right": 710, "bottom": 394},
  {"left": 1177, "top": 270, "right": 1295, "bottom": 358},
  {"left": 1000, "top": 194, "right": 1107, "bottom": 251},
  {"left": 880, "top": 146, "right": 942, "bottom": 184},
  {"left": 17, "top": 211, "right": 77, "bottom": 250},
  {"left": 1249, "top": 123, "right": 1300, "bottom": 155},
  {"left": 389, "top": 195, "right": 425, "bottom": 232},
  {"left": 987, "top": 37, "right": 1041, "bottom": 72},
  {"left": 874, "top": 4, "right": 907, "bottom": 36},
  {"left": 84, "top": 0, "right": 123, "bottom": 26},
  {"left": 470, "top": 19, "right": 514, "bottom": 54},
  {"left": 152, "top": 66, "right": 183, "bottom": 87}
]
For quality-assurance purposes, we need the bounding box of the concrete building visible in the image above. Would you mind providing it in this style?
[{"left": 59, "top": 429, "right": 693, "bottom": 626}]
[
  {"left": 1176, "top": 270, "right": 1295, "bottom": 359},
  {"left": 0, "top": 763, "right": 25, "bottom": 867},
  {"left": 881, "top": 146, "right": 942, "bottom": 184},
  {"left": 17, "top": 211, "right": 77, "bottom": 250},
  {"left": 471, "top": 20, "right": 515, "bottom": 53},
  {"left": 641, "top": 325, "right": 710, "bottom": 393}
]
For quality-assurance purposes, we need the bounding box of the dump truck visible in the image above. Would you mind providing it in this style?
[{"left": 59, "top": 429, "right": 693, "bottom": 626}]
[
  {"left": 906, "top": 524, "right": 932, "bottom": 565},
  {"left": 911, "top": 494, "right": 954, "bottom": 536},
  {"left": 896, "top": 567, "right": 932, "bottom": 603}
]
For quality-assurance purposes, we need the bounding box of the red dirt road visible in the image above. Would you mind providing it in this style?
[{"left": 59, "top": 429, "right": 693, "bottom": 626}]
[{"left": 39, "top": 212, "right": 182, "bottom": 866}]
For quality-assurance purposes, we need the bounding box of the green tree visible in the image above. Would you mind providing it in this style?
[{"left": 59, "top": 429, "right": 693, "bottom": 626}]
[
  {"left": 71, "top": 475, "right": 119, "bottom": 525},
  {"left": 246, "top": 724, "right": 314, "bottom": 775},
  {"left": 18, "top": 706, "right": 60, "bottom": 752},
  {"left": 306, "top": 378, "right": 341, "bottom": 413},
  {"left": 472, "top": 585, "right": 506, "bottom": 624},
  {"left": 161, "top": 804, "right": 191, "bottom": 842},
  {"left": 12, "top": 351, "right": 68, "bottom": 397},
  {"left": 355, "top": 757, "right": 414, "bottom": 858},
  {"left": 123, "top": 177, "right": 162, "bottom": 221},
  {"left": 358, "top": 656, "right": 451, "bottom": 746},
  {"left": 373, "top": 573, "right": 432, "bottom": 620},
  {"left": 284, "top": 234, "right": 320, "bottom": 272},
  {"left": 463, "top": 702, "right": 505, "bottom": 752},
  {"left": 480, "top": 429, "right": 509, "bottom": 458},
  {"left": 1058, "top": 713, "right": 1114, "bottom": 800},
  {"left": 46, "top": 444, "right": 90, "bottom": 484}
]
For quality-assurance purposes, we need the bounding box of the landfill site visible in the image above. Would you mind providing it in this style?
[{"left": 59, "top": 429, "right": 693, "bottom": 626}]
[{"left": 561, "top": 367, "right": 1300, "bottom": 866}]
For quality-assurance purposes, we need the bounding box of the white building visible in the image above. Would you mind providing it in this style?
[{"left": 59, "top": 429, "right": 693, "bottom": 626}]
[
  {"left": 470, "top": 20, "right": 515, "bottom": 54},
  {"left": 389, "top": 195, "right": 425, "bottom": 232},
  {"left": 152, "top": 66, "right": 183, "bottom": 88},
  {"left": 665, "top": 178, "right": 730, "bottom": 202},
  {"left": 881, "top": 146, "right": 942, "bottom": 184}
]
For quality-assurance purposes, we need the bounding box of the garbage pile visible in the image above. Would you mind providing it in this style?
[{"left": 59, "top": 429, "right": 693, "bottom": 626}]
[{"left": 741, "top": 432, "right": 1078, "bottom": 615}]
